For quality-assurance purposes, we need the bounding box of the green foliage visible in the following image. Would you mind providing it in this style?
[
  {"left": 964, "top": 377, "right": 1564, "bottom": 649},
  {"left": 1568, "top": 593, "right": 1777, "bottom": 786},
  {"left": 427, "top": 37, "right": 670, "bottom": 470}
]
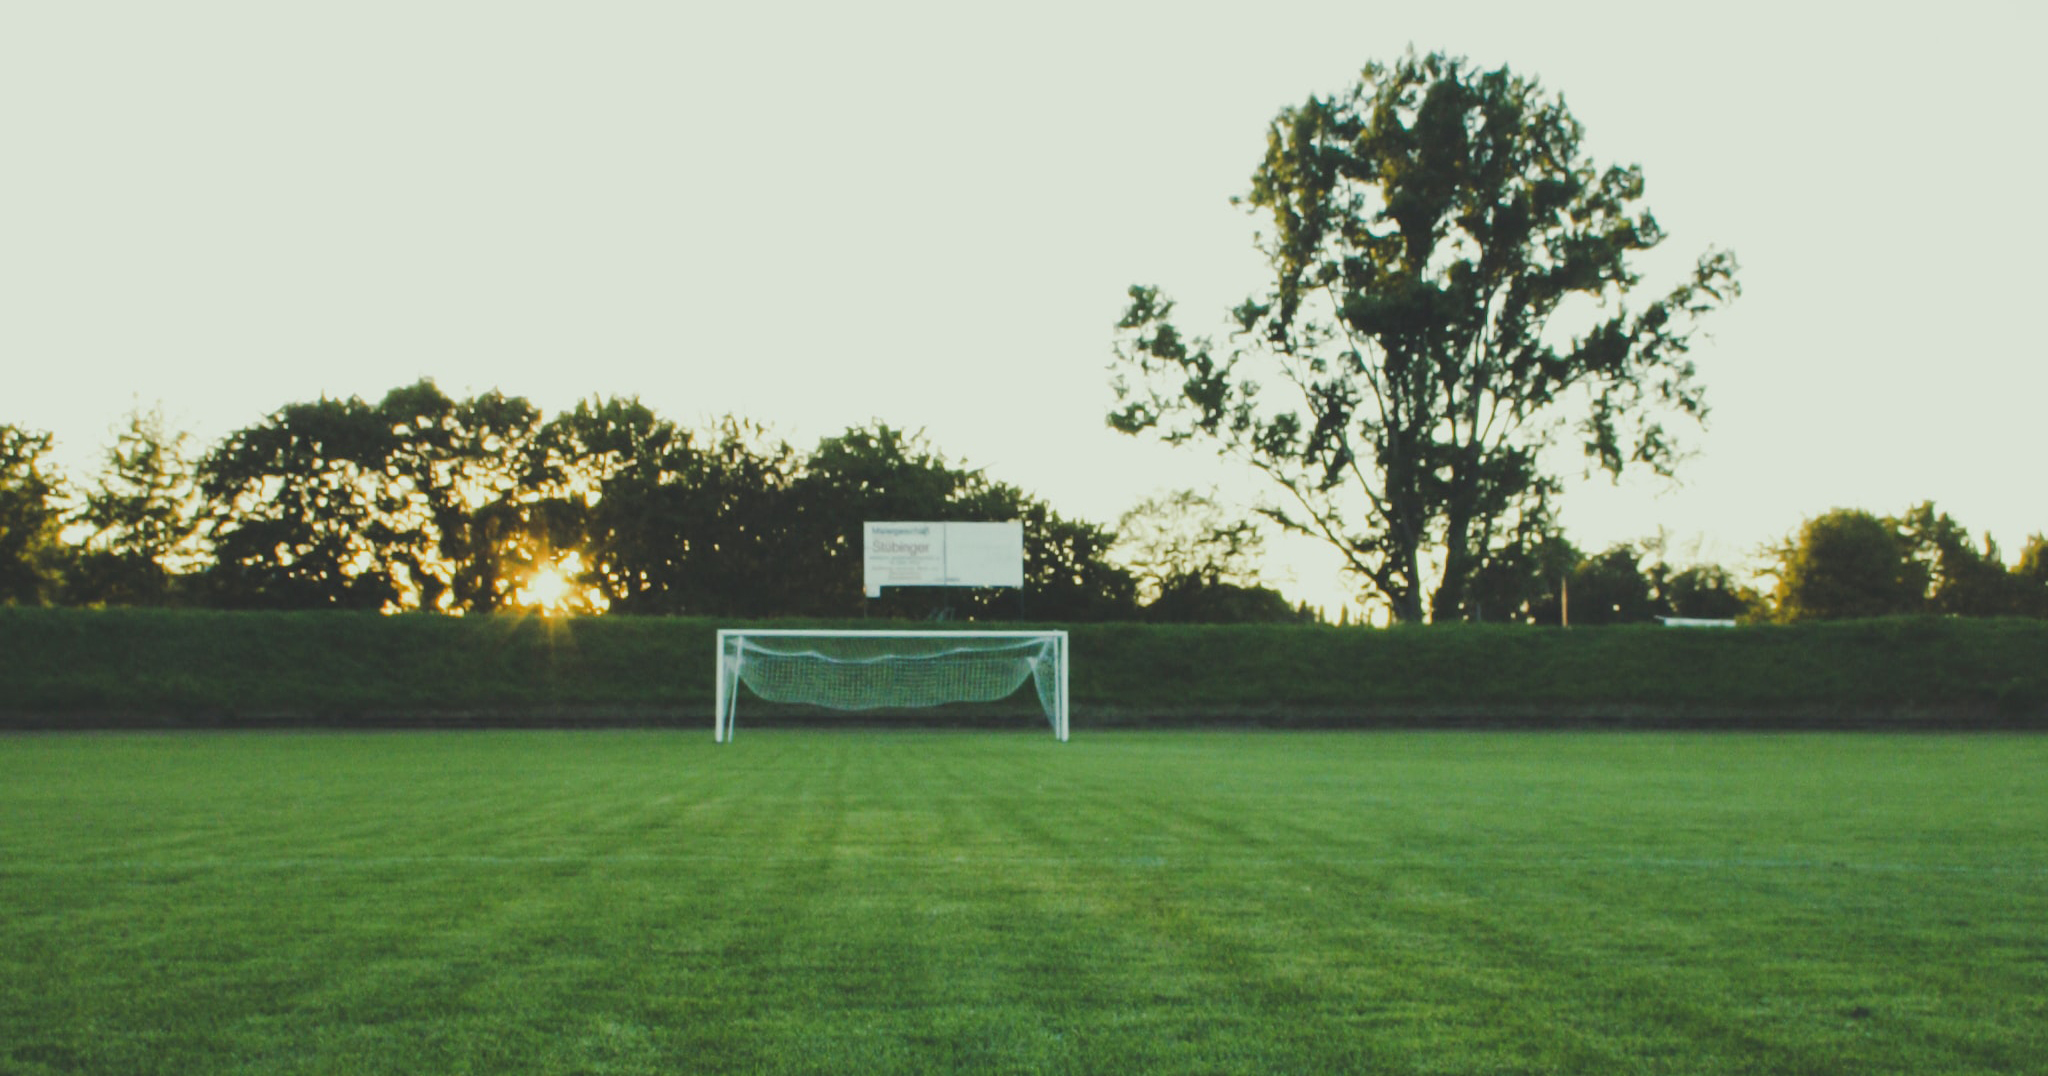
[
  {"left": 67, "top": 408, "right": 206, "bottom": 607},
  {"left": 1115, "top": 489, "right": 1264, "bottom": 601},
  {"left": 0, "top": 424, "right": 69, "bottom": 605},
  {"left": 1657, "top": 563, "right": 1754, "bottom": 620},
  {"left": 786, "top": 424, "right": 1136, "bottom": 621},
  {"left": 6, "top": 608, "right": 2045, "bottom": 729},
  {"left": 185, "top": 384, "right": 1141, "bottom": 620},
  {"left": 789, "top": 423, "right": 992, "bottom": 618},
  {"left": 1009, "top": 502, "right": 1139, "bottom": 622},
  {"left": 197, "top": 392, "right": 410, "bottom": 610},
  {"left": 38, "top": 377, "right": 2042, "bottom": 630},
  {"left": 1110, "top": 49, "right": 1738, "bottom": 623},
  {"left": 1768, "top": 502, "right": 2037, "bottom": 622},
  {"left": 2016, "top": 534, "right": 2048, "bottom": 617},
  {"left": 1141, "top": 577, "right": 1312, "bottom": 624},
  {"left": 378, "top": 381, "right": 554, "bottom": 613},
  {"left": 195, "top": 381, "right": 605, "bottom": 613},
  {"left": 1895, "top": 501, "right": 2025, "bottom": 617},
  {"left": 1112, "top": 488, "right": 1306, "bottom": 623},
  {"left": 1466, "top": 529, "right": 1578, "bottom": 624},
  {"left": 533, "top": 396, "right": 690, "bottom": 613},
  {"left": 1463, "top": 532, "right": 1756, "bottom": 626},
  {"left": 1769, "top": 509, "right": 1923, "bottom": 621},
  {"left": 1565, "top": 545, "right": 1658, "bottom": 625},
  {"left": 540, "top": 416, "right": 1137, "bottom": 621},
  {"left": 547, "top": 404, "right": 809, "bottom": 617}
]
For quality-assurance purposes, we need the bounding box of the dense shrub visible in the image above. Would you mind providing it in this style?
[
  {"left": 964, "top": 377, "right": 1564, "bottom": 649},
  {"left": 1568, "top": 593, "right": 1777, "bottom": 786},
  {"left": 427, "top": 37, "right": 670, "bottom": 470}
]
[{"left": 3, "top": 608, "right": 2043, "bottom": 730}]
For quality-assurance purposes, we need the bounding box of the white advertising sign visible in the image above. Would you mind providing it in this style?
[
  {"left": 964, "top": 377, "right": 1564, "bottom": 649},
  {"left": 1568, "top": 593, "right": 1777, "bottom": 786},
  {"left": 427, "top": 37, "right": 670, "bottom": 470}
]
[{"left": 863, "top": 522, "right": 1024, "bottom": 597}]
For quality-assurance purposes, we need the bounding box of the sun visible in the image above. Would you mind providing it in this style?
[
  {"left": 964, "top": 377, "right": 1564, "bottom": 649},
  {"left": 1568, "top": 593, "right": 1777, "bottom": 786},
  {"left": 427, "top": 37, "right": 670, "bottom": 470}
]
[
  {"left": 513, "top": 553, "right": 600, "bottom": 615},
  {"left": 524, "top": 566, "right": 573, "bottom": 609}
]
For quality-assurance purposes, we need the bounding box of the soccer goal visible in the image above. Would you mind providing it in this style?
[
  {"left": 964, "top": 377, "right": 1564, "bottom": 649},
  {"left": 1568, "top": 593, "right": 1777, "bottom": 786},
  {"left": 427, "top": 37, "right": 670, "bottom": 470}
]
[{"left": 714, "top": 629, "right": 1069, "bottom": 742}]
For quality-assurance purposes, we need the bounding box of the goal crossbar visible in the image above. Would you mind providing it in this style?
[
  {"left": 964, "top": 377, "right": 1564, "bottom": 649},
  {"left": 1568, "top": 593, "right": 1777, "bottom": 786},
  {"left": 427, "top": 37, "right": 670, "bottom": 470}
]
[{"left": 714, "top": 629, "right": 1069, "bottom": 742}]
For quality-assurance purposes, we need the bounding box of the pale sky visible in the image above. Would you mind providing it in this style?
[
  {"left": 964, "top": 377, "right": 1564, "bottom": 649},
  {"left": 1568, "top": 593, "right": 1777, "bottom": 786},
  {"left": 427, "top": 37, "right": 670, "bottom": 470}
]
[{"left": 6, "top": 1, "right": 2044, "bottom": 616}]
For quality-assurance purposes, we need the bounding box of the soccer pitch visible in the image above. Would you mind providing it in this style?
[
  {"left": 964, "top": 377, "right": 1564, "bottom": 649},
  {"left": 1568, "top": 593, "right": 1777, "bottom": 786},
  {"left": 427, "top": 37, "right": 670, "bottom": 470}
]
[{"left": 3, "top": 731, "right": 2043, "bottom": 1075}]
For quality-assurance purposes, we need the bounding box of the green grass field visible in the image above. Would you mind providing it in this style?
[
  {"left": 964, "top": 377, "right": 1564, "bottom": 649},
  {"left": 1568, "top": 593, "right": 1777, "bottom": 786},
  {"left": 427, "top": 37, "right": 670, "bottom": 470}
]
[{"left": 3, "top": 731, "right": 2044, "bottom": 1075}]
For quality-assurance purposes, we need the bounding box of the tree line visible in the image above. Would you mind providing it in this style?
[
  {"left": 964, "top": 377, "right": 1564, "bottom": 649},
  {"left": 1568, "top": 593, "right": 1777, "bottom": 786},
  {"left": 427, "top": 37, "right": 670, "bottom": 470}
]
[
  {"left": 0, "top": 384, "right": 1310, "bottom": 622},
  {"left": 4, "top": 387, "right": 2044, "bottom": 625},
  {"left": 1459, "top": 512, "right": 2048, "bottom": 626}
]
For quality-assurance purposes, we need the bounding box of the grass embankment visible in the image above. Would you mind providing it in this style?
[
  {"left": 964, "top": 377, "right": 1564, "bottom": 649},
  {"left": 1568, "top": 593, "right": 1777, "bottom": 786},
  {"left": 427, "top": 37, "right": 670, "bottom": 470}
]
[
  {"left": 3, "top": 731, "right": 2044, "bottom": 1075},
  {"left": 1, "top": 607, "right": 2043, "bottom": 729}
]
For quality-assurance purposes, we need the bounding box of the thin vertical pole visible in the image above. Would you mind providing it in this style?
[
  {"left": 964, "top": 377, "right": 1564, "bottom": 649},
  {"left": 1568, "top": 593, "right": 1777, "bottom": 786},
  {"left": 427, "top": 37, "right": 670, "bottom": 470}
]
[
  {"left": 713, "top": 631, "right": 728, "bottom": 742},
  {"left": 1058, "top": 631, "right": 1070, "bottom": 742}
]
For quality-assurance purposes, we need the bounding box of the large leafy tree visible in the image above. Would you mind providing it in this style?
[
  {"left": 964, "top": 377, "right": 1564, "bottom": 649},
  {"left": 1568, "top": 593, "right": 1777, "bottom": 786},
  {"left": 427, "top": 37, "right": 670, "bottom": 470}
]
[
  {"left": 529, "top": 400, "right": 816, "bottom": 616},
  {"left": 1114, "top": 489, "right": 1265, "bottom": 604},
  {"left": 2015, "top": 535, "right": 2048, "bottom": 618},
  {"left": 998, "top": 498, "right": 1138, "bottom": 623},
  {"left": 1110, "top": 50, "right": 1738, "bottom": 623},
  {"left": 1770, "top": 502, "right": 2035, "bottom": 622},
  {"left": 1894, "top": 501, "right": 2021, "bottom": 618},
  {"left": 1564, "top": 545, "right": 1659, "bottom": 626},
  {"left": 787, "top": 423, "right": 975, "bottom": 618},
  {"left": 530, "top": 397, "right": 692, "bottom": 614},
  {"left": 197, "top": 394, "right": 405, "bottom": 610},
  {"left": 1768, "top": 509, "right": 1925, "bottom": 621},
  {"left": 1113, "top": 489, "right": 1304, "bottom": 623},
  {"left": 375, "top": 381, "right": 551, "bottom": 613},
  {"left": 0, "top": 424, "right": 69, "bottom": 604},
  {"left": 196, "top": 381, "right": 555, "bottom": 612},
  {"left": 68, "top": 407, "right": 204, "bottom": 606},
  {"left": 788, "top": 424, "right": 1137, "bottom": 620},
  {"left": 1655, "top": 563, "right": 1753, "bottom": 621},
  {"left": 1461, "top": 520, "right": 1577, "bottom": 625}
]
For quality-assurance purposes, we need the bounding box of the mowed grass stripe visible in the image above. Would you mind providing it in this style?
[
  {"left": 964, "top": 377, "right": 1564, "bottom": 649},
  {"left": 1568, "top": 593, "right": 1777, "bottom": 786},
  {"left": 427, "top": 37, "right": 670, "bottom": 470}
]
[
  {"left": 2, "top": 731, "right": 2044, "bottom": 1075},
  {"left": 14, "top": 853, "right": 2048, "bottom": 876}
]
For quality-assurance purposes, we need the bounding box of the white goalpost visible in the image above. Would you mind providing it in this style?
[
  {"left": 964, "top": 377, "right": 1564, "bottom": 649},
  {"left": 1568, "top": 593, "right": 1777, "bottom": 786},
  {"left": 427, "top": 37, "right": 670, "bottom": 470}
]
[{"left": 714, "top": 629, "right": 1069, "bottom": 742}]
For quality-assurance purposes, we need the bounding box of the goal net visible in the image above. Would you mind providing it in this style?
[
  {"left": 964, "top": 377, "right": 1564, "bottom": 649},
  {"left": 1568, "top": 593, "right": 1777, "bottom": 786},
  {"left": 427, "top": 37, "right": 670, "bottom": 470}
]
[{"left": 714, "top": 629, "right": 1069, "bottom": 742}]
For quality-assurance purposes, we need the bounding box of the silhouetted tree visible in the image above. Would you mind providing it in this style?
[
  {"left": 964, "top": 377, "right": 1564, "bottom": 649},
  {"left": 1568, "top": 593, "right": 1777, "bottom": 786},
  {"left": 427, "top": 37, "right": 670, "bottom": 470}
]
[
  {"left": 196, "top": 395, "right": 403, "bottom": 610},
  {"left": 1004, "top": 499, "right": 1139, "bottom": 622},
  {"left": 1143, "top": 577, "right": 1308, "bottom": 624},
  {"left": 788, "top": 424, "right": 1137, "bottom": 620},
  {"left": 1895, "top": 502, "right": 2021, "bottom": 617},
  {"left": 1465, "top": 524, "right": 1578, "bottom": 624},
  {"left": 1656, "top": 564, "right": 1753, "bottom": 620},
  {"left": 530, "top": 396, "right": 679, "bottom": 613},
  {"left": 631, "top": 417, "right": 804, "bottom": 616},
  {"left": 1113, "top": 489, "right": 1304, "bottom": 623},
  {"left": 787, "top": 424, "right": 978, "bottom": 618},
  {"left": 2015, "top": 535, "right": 2048, "bottom": 618},
  {"left": 1565, "top": 545, "right": 1659, "bottom": 625},
  {"left": 1766, "top": 503, "right": 2040, "bottom": 622},
  {"left": 1116, "top": 490, "right": 1261, "bottom": 598},
  {"left": 0, "top": 424, "right": 68, "bottom": 604},
  {"left": 196, "top": 381, "right": 561, "bottom": 612},
  {"left": 531, "top": 401, "right": 803, "bottom": 616},
  {"left": 1768, "top": 509, "right": 1924, "bottom": 621},
  {"left": 374, "top": 381, "right": 552, "bottom": 612},
  {"left": 120, "top": 389, "right": 1149, "bottom": 621},
  {"left": 1110, "top": 49, "right": 1737, "bottom": 623},
  {"left": 67, "top": 407, "right": 204, "bottom": 606}
]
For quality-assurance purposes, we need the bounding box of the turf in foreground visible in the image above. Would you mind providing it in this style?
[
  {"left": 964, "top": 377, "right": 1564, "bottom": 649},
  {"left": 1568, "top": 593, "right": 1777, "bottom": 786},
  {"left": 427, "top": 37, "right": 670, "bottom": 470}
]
[{"left": 2, "top": 730, "right": 2044, "bottom": 1075}]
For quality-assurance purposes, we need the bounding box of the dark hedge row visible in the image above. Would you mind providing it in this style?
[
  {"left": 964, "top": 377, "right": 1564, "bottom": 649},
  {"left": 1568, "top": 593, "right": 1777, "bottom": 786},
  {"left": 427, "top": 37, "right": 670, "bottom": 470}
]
[{"left": 1, "top": 608, "right": 2043, "bottom": 730}]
